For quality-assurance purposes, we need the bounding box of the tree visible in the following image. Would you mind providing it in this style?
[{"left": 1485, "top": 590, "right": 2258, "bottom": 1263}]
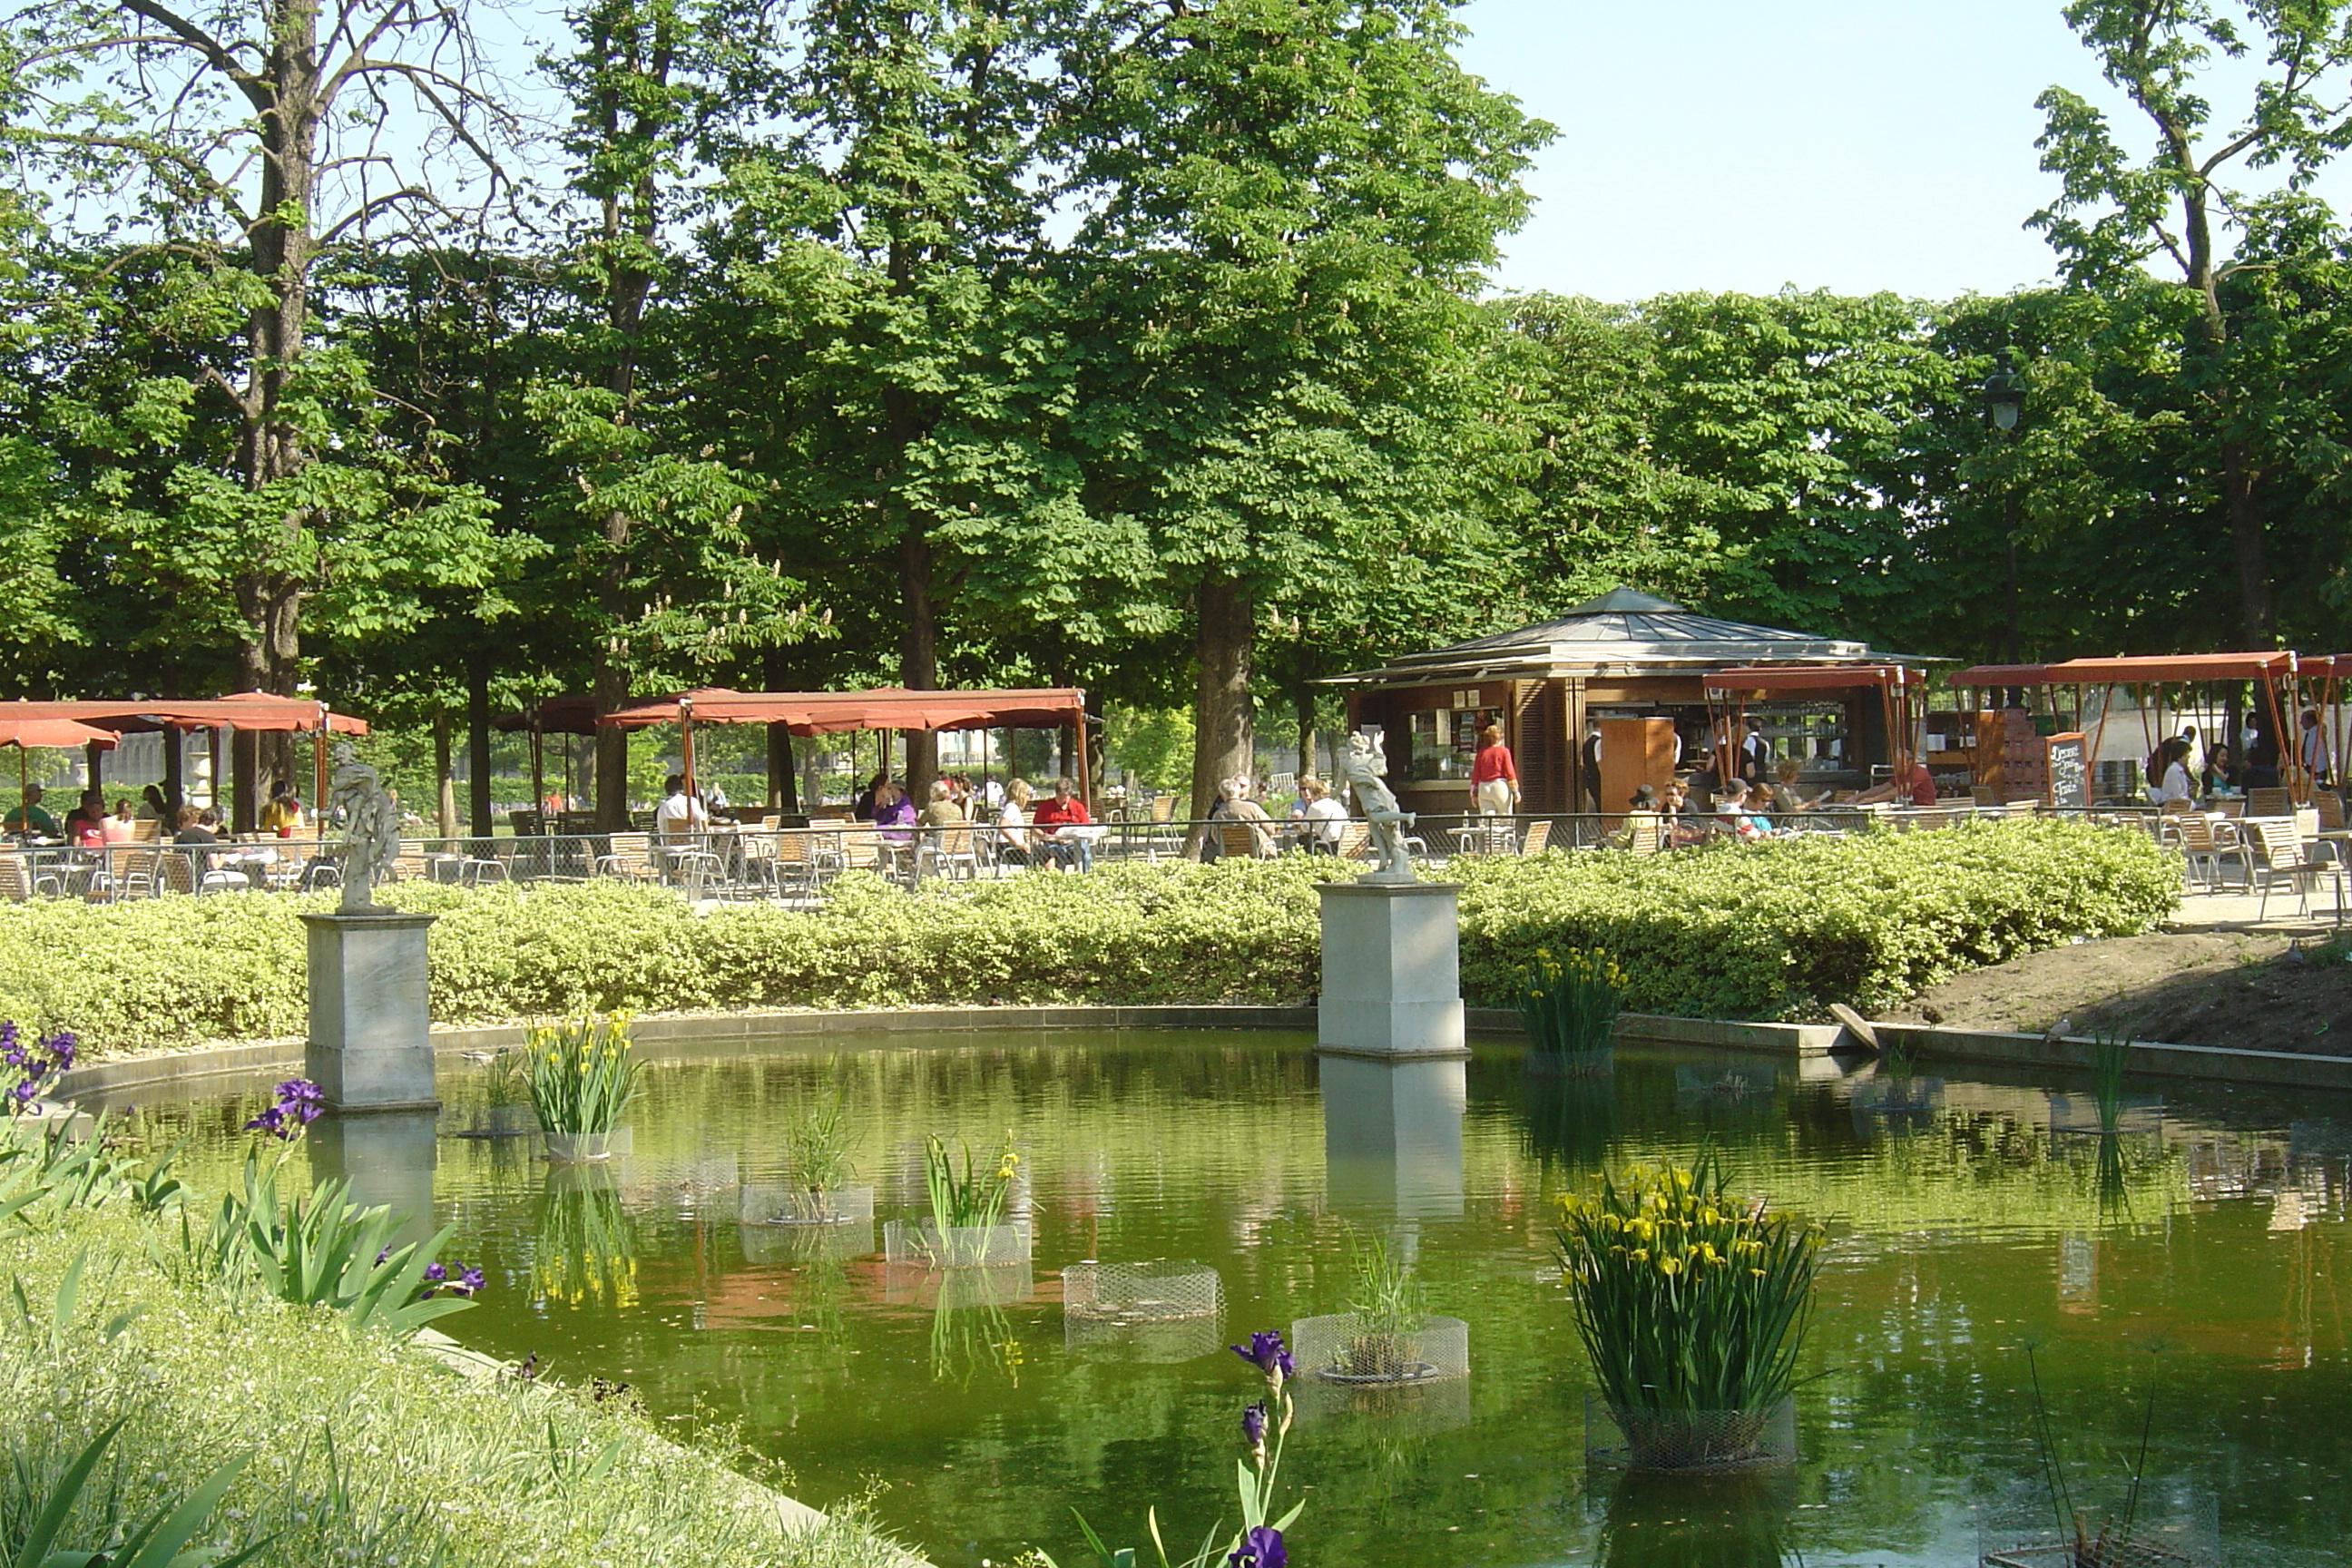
[
  {"left": 1065, "top": 0, "right": 1549, "bottom": 833},
  {"left": 0, "top": 0, "right": 529, "bottom": 817},
  {"left": 2034, "top": 0, "right": 2352, "bottom": 644}
]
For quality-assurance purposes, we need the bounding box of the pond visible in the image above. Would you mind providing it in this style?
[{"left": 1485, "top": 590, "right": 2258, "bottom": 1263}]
[{"left": 130, "top": 1030, "right": 2352, "bottom": 1568}]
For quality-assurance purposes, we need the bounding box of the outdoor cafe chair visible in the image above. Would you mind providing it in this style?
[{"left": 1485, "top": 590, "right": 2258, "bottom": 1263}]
[
  {"left": 159, "top": 848, "right": 245, "bottom": 897},
  {"left": 1517, "top": 819, "right": 1552, "bottom": 856},
  {"left": 2249, "top": 788, "right": 2293, "bottom": 818},
  {"left": 113, "top": 847, "right": 163, "bottom": 900},
  {"left": 592, "top": 832, "right": 662, "bottom": 885},
  {"left": 2171, "top": 814, "right": 2247, "bottom": 892},
  {"left": 0, "top": 855, "right": 61, "bottom": 903},
  {"left": 2247, "top": 819, "right": 2347, "bottom": 925},
  {"left": 1216, "top": 820, "right": 1273, "bottom": 860},
  {"left": 917, "top": 825, "right": 981, "bottom": 881}
]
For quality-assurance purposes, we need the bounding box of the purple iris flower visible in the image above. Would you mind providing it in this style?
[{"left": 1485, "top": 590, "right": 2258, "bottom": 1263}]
[
  {"left": 244, "top": 1105, "right": 286, "bottom": 1136},
  {"left": 1230, "top": 1330, "right": 1293, "bottom": 1381},
  {"left": 455, "top": 1266, "right": 485, "bottom": 1298},
  {"left": 1229, "top": 1526, "right": 1285, "bottom": 1568},
  {"left": 44, "top": 1033, "right": 74, "bottom": 1068},
  {"left": 424, "top": 1262, "right": 447, "bottom": 1284},
  {"left": 1240, "top": 1401, "right": 1268, "bottom": 1449},
  {"left": 375, "top": 1247, "right": 392, "bottom": 1267}
]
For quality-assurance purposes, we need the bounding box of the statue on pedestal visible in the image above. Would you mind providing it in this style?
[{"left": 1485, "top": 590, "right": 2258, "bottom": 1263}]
[
  {"left": 328, "top": 744, "right": 399, "bottom": 912},
  {"left": 1339, "top": 730, "right": 1416, "bottom": 883}
]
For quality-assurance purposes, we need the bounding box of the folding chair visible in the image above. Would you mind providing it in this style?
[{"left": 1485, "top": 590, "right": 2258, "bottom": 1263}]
[{"left": 2248, "top": 821, "right": 2346, "bottom": 925}]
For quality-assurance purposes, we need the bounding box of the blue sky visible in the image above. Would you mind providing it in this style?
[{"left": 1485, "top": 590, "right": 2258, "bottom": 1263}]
[{"left": 1451, "top": 0, "right": 2334, "bottom": 303}]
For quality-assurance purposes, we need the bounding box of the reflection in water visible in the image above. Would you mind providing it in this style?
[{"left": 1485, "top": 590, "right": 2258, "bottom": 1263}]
[
  {"left": 1599, "top": 1469, "right": 1795, "bottom": 1568},
  {"left": 1318, "top": 1055, "right": 1464, "bottom": 1219},
  {"left": 534, "top": 1169, "right": 638, "bottom": 1308},
  {"left": 305, "top": 1109, "right": 437, "bottom": 1248},
  {"left": 1522, "top": 1072, "right": 1618, "bottom": 1170}
]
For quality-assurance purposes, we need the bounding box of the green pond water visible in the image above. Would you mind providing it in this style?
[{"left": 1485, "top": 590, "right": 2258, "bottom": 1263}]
[{"left": 126, "top": 1031, "right": 2352, "bottom": 1568}]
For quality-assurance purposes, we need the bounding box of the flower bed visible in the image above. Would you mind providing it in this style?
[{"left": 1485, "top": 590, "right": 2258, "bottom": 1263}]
[{"left": 0, "top": 819, "right": 2177, "bottom": 1056}]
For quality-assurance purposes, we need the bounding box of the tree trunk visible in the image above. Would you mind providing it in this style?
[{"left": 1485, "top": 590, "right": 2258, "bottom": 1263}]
[
  {"left": 761, "top": 650, "right": 798, "bottom": 812},
  {"left": 435, "top": 712, "right": 458, "bottom": 840},
  {"left": 1186, "top": 573, "right": 1255, "bottom": 857},
  {"left": 467, "top": 648, "right": 494, "bottom": 838},
  {"left": 900, "top": 523, "right": 939, "bottom": 800},
  {"left": 593, "top": 658, "right": 632, "bottom": 830}
]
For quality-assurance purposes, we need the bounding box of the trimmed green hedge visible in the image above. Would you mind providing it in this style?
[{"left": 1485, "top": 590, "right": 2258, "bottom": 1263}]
[{"left": 0, "top": 819, "right": 2177, "bottom": 1056}]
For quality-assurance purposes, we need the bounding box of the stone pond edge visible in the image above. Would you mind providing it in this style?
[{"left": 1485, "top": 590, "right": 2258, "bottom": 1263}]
[{"left": 54, "top": 1003, "right": 2352, "bottom": 1097}]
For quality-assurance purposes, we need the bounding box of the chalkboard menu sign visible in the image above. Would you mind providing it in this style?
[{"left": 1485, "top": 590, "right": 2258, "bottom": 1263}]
[{"left": 2045, "top": 731, "right": 2089, "bottom": 810}]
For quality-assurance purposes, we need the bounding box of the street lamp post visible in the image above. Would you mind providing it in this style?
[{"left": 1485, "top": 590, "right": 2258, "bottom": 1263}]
[{"left": 1983, "top": 357, "right": 2026, "bottom": 705}]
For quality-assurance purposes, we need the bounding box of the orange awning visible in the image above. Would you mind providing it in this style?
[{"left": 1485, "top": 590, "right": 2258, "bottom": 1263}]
[
  {"left": 1701, "top": 664, "right": 1923, "bottom": 695},
  {"left": 600, "top": 687, "right": 1088, "bottom": 734},
  {"left": 2043, "top": 652, "right": 2295, "bottom": 683},
  {"left": 1946, "top": 663, "right": 2054, "bottom": 689},
  {"left": 0, "top": 695, "right": 367, "bottom": 734},
  {"left": 0, "top": 710, "right": 119, "bottom": 750}
]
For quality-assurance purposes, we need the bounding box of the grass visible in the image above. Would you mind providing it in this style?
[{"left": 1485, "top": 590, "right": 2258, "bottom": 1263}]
[
  {"left": 1517, "top": 946, "right": 1625, "bottom": 1066},
  {"left": 0, "top": 1123, "right": 915, "bottom": 1568}
]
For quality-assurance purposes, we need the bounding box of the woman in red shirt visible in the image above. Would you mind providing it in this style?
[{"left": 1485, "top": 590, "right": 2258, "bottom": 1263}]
[{"left": 1471, "top": 724, "right": 1520, "bottom": 816}]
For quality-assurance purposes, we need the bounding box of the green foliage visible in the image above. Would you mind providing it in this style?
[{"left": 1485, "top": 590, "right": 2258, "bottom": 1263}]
[
  {"left": 525, "top": 1014, "right": 645, "bottom": 1137},
  {"left": 1555, "top": 1153, "right": 1823, "bottom": 1416},
  {"left": 1339, "top": 1230, "right": 1424, "bottom": 1338},
  {"left": 3, "top": 1417, "right": 268, "bottom": 1568},
  {"left": 205, "top": 1150, "right": 475, "bottom": 1338},
  {"left": 782, "top": 1083, "right": 855, "bottom": 1200},
  {"left": 0, "top": 821, "right": 2177, "bottom": 1055},
  {"left": 1517, "top": 947, "right": 1626, "bottom": 1063}
]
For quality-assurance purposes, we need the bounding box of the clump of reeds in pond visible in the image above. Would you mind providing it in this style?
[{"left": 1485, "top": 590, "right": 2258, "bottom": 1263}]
[
  {"left": 1333, "top": 1229, "right": 1429, "bottom": 1381},
  {"left": 782, "top": 1083, "right": 858, "bottom": 1218},
  {"left": 526, "top": 1013, "right": 643, "bottom": 1137},
  {"left": 917, "top": 1131, "right": 1021, "bottom": 1266},
  {"left": 1557, "top": 1152, "right": 1823, "bottom": 1469},
  {"left": 1520, "top": 946, "right": 1626, "bottom": 1075}
]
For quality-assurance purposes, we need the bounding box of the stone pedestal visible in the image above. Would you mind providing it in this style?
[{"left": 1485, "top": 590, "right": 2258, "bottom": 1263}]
[
  {"left": 1316, "top": 881, "right": 1466, "bottom": 1058},
  {"left": 302, "top": 910, "right": 438, "bottom": 1112}
]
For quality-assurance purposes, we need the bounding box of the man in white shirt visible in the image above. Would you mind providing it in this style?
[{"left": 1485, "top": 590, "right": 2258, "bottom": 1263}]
[
  {"left": 655, "top": 773, "right": 706, "bottom": 843},
  {"left": 1300, "top": 777, "right": 1348, "bottom": 854},
  {"left": 2300, "top": 709, "right": 2333, "bottom": 788}
]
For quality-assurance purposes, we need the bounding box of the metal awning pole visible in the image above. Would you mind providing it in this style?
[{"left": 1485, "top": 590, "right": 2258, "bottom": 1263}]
[{"left": 681, "top": 698, "right": 698, "bottom": 809}]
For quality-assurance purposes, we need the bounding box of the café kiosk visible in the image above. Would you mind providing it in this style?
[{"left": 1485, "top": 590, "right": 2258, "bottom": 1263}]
[{"left": 1331, "top": 588, "right": 1928, "bottom": 816}]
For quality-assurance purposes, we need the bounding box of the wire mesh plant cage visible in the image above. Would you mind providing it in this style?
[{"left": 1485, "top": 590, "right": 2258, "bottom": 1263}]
[
  {"left": 544, "top": 1127, "right": 633, "bottom": 1163},
  {"left": 1524, "top": 1044, "right": 1614, "bottom": 1079},
  {"left": 1583, "top": 1396, "right": 1797, "bottom": 1473},
  {"left": 1673, "top": 1064, "right": 1777, "bottom": 1103},
  {"left": 883, "top": 1218, "right": 1033, "bottom": 1269},
  {"left": 1291, "top": 1363, "right": 1472, "bottom": 1435},
  {"left": 2048, "top": 1092, "right": 2165, "bottom": 1140},
  {"left": 1291, "top": 1312, "right": 1469, "bottom": 1387},
  {"left": 738, "top": 1218, "right": 874, "bottom": 1266},
  {"left": 738, "top": 1181, "right": 877, "bottom": 1229},
  {"left": 1063, "top": 1261, "right": 1225, "bottom": 1362},
  {"left": 881, "top": 1259, "right": 1033, "bottom": 1309},
  {"left": 1975, "top": 1481, "right": 2218, "bottom": 1568},
  {"left": 449, "top": 1102, "right": 537, "bottom": 1140},
  {"left": 641, "top": 1151, "right": 740, "bottom": 1200}
]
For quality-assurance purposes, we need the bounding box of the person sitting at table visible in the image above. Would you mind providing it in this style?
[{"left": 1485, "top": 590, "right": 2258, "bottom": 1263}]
[
  {"left": 851, "top": 771, "right": 886, "bottom": 822},
  {"left": 918, "top": 779, "right": 967, "bottom": 828},
  {"left": 1032, "top": 776, "right": 1095, "bottom": 870},
  {"left": 2200, "top": 743, "right": 2239, "bottom": 796},
  {"left": 655, "top": 773, "right": 707, "bottom": 844},
  {"left": 260, "top": 779, "right": 305, "bottom": 835},
  {"left": 2147, "top": 737, "right": 2198, "bottom": 808},
  {"left": 1849, "top": 759, "right": 1937, "bottom": 808},
  {"left": 995, "top": 779, "right": 1035, "bottom": 868},
  {"left": 1299, "top": 777, "right": 1348, "bottom": 855},
  {"left": 137, "top": 783, "right": 170, "bottom": 822},
  {"left": 1608, "top": 785, "right": 1663, "bottom": 848},
  {"left": 5, "top": 785, "right": 59, "bottom": 838},
  {"left": 1714, "top": 779, "right": 1769, "bottom": 841},
  {"left": 64, "top": 789, "right": 109, "bottom": 849},
  {"left": 1767, "top": 759, "right": 1825, "bottom": 813},
  {"left": 103, "top": 798, "right": 139, "bottom": 845},
  {"left": 870, "top": 780, "right": 916, "bottom": 846},
  {"left": 1206, "top": 777, "right": 1273, "bottom": 858}
]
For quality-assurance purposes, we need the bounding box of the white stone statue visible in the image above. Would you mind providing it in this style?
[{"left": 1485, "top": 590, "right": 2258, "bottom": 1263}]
[
  {"left": 1339, "top": 730, "right": 1416, "bottom": 883},
  {"left": 328, "top": 743, "right": 399, "bottom": 911}
]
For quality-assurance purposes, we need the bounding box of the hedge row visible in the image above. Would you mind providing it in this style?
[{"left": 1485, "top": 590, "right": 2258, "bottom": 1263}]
[{"left": 0, "top": 819, "right": 2179, "bottom": 1057}]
